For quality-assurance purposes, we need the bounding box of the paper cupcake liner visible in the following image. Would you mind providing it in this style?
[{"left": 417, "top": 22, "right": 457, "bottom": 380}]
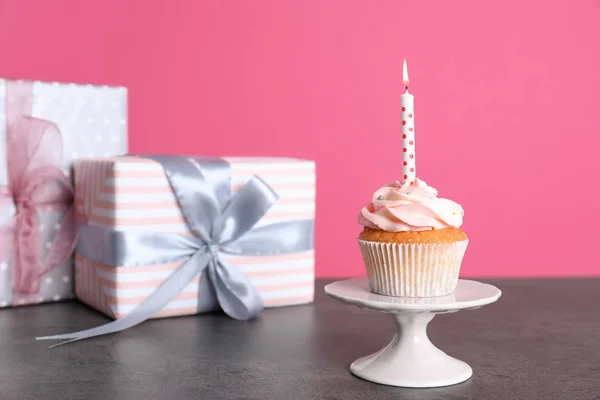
[{"left": 358, "top": 239, "right": 469, "bottom": 297}]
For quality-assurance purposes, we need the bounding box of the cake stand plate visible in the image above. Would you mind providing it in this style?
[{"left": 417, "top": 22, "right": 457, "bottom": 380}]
[{"left": 325, "top": 278, "right": 501, "bottom": 388}]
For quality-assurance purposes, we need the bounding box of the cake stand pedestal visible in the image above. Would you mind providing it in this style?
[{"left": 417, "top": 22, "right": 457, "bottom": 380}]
[{"left": 324, "top": 278, "right": 501, "bottom": 388}]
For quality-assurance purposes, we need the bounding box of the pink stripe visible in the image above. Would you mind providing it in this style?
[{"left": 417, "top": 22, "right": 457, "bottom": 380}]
[
  {"left": 94, "top": 260, "right": 102, "bottom": 314},
  {"left": 109, "top": 168, "right": 314, "bottom": 178},
  {"left": 101, "top": 181, "right": 315, "bottom": 195},
  {"left": 263, "top": 295, "right": 313, "bottom": 307},
  {"left": 82, "top": 261, "right": 88, "bottom": 306},
  {"left": 83, "top": 258, "right": 90, "bottom": 306},
  {"left": 102, "top": 186, "right": 173, "bottom": 194},
  {"left": 77, "top": 252, "right": 114, "bottom": 318},
  {"left": 104, "top": 291, "right": 200, "bottom": 305},
  {"left": 231, "top": 182, "right": 314, "bottom": 191},
  {"left": 112, "top": 157, "right": 156, "bottom": 164},
  {"left": 85, "top": 257, "right": 91, "bottom": 307},
  {"left": 81, "top": 161, "right": 90, "bottom": 217},
  {"left": 101, "top": 272, "right": 109, "bottom": 316},
  {"left": 98, "top": 161, "right": 112, "bottom": 216},
  {"left": 89, "top": 259, "right": 95, "bottom": 310},
  {"left": 97, "top": 276, "right": 310, "bottom": 293},
  {"left": 98, "top": 256, "right": 113, "bottom": 318},
  {"left": 88, "top": 161, "right": 98, "bottom": 217},
  {"left": 108, "top": 170, "right": 165, "bottom": 178},
  {"left": 94, "top": 200, "right": 179, "bottom": 209},
  {"left": 243, "top": 266, "right": 314, "bottom": 278},
  {"left": 90, "top": 258, "right": 96, "bottom": 310},
  {"left": 231, "top": 169, "right": 314, "bottom": 177},
  {"left": 273, "top": 196, "right": 315, "bottom": 204},
  {"left": 255, "top": 281, "right": 314, "bottom": 291},
  {"left": 95, "top": 260, "right": 101, "bottom": 313},
  {"left": 98, "top": 276, "right": 202, "bottom": 289},
  {"left": 90, "top": 162, "right": 98, "bottom": 218},
  {"left": 89, "top": 260, "right": 184, "bottom": 274}
]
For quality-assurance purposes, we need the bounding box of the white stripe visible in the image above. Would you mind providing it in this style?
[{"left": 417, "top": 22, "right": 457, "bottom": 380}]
[
  {"left": 99, "top": 192, "right": 177, "bottom": 202},
  {"left": 112, "top": 158, "right": 314, "bottom": 172},
  {"left": 243, "top": 188, "right": 315, "bottom": 198},
  {"left": 259, "top": 286, "right": 314, "bottom": 299},
  {"left": 232, "top": 175, "right": 315, "bottom": 185},
  {"left": 92, "top": 202, "right": 315, "bottom": 218},
  {"left": 227, "top": 158, "right": 314, "bottom": 168},
  {"left": 112, "top": 162, "right": 164, "bottom": 172},
  {"left": 105, "top": 177, "right": 170, "bottom": 187},
  {"left": 223, "top": 258, "right": 314, "bottom": 272},
  {"left": 87, "top": 221, "right": 190, "bottom": 232},
  {"left": 248, "top": 273, "right": 314, "bottom": 286},
  {"left": 100, "top": 188, "right": 315, "bottom": 203},
  {"left": 245, "top": 217, "right": 311, "bottom": 229}
]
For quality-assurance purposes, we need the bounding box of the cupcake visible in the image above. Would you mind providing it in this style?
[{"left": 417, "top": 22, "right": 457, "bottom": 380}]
[{"left": 357, "top": 178, "right": 468, "bottom": 297}]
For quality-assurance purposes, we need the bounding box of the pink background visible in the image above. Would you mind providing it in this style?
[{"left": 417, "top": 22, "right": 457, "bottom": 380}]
[{"left": 0, "top": 1, "right": 598, "bottom": 278}]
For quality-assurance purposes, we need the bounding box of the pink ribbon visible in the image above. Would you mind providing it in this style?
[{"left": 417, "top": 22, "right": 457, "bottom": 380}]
[{"left": 0, "top": 81, "right": 81, "bottom": 295}]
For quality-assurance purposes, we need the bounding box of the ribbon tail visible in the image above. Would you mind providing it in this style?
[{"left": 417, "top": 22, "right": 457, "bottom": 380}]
[
  {"left": 209, "top": 258, "right": 264, "bottom": 321},
  {"left": 37, "top": 250, "right": 212, "bottom": 346}
]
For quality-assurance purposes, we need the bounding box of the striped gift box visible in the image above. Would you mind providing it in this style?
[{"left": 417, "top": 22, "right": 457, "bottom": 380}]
[{"left": 73, "top": 156, "right": 316, "bottom": 319}]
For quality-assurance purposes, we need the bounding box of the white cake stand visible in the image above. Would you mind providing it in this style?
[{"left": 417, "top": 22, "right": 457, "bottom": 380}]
[{"left": 325, "top": 278, "right": 501, "bottom": 388}]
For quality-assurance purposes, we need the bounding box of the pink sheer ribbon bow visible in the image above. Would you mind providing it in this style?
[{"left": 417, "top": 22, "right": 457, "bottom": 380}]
[{"left": 0, "top": 81, "right": 81, "bottom": 296}]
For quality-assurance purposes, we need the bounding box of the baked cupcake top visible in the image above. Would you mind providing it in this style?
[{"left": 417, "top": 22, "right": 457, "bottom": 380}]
[{"left": 358, "top": 178, "right": 464, "bottom": 232}]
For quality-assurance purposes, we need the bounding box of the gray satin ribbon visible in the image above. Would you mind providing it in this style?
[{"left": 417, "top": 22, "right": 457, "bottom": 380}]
[{"left": 37, "top": 155, "right": 314, "bottom": 346}]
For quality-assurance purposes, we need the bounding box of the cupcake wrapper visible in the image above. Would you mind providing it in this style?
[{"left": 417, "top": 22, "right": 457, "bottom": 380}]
[{"left": 358, "top": 239, "right": 469, "bottom": 297}]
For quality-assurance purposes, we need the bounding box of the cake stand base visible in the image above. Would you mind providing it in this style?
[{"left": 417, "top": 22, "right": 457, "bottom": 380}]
[
  {"left": 350, "top": 313, "right": 472, "bottom": 387},
  {"left": 325, "top": 278, "right": 501, "bottom": 388}
]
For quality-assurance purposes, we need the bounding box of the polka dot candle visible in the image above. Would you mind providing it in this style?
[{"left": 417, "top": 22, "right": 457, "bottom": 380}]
[{"left": 400, "top": 59, "right": 416, "bottom": 184}]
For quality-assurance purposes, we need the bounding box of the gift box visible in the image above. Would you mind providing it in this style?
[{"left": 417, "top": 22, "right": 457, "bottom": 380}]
[
  {"left": 0, "top": 79, "right": 127, "bottom": 308},
  {"left": 73, "top": 155, "right": 316, "bottom": 322}
]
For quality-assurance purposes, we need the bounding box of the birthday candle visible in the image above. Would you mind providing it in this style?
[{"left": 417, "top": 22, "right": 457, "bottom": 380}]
[{"left": 400, "top": 59, "right": 415, "bottom": 184}]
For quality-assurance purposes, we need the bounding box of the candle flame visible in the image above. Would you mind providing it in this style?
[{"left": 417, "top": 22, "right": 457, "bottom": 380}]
[{"left": 403, "top": 59, "right": 409, "bottom": 86}]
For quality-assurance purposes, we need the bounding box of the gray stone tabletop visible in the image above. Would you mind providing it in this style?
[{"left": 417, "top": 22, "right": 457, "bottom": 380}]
[{"left": 0, "top": 279, "right": 598, "bottom": 400}]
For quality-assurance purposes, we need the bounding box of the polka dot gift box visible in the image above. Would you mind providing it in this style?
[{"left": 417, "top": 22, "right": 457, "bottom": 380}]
[{"left": 0, "top": 79, "right": 127, "bottom": 308}]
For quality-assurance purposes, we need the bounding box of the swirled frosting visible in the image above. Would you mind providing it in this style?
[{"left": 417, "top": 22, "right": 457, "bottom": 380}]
[{"left": 358, "top": 178, "right": 464, "bottom": 232}]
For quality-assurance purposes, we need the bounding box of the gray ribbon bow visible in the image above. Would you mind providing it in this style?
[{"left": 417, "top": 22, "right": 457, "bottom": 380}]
[{"left": 37, "top": 155, "right": 314, "bottom": 346}]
